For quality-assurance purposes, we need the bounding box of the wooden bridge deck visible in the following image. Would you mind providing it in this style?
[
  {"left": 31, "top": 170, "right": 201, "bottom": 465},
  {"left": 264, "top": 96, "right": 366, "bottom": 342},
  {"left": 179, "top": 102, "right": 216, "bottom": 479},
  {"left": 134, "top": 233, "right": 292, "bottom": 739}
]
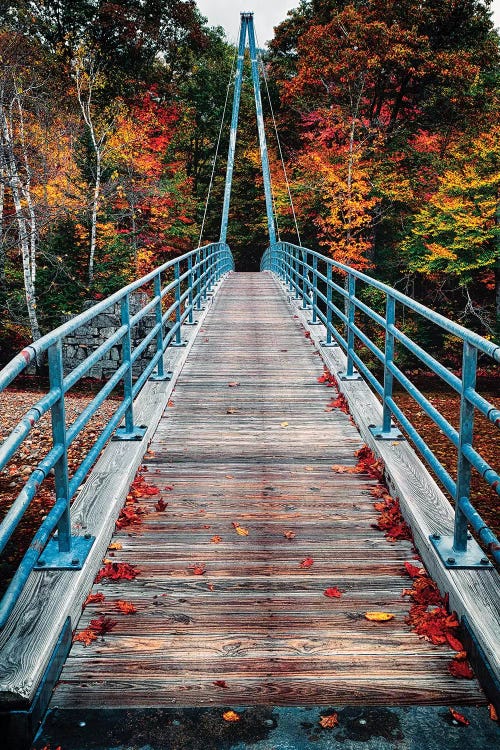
[{"left": 53, "top": 273, "right": 485, "bottom": 708}]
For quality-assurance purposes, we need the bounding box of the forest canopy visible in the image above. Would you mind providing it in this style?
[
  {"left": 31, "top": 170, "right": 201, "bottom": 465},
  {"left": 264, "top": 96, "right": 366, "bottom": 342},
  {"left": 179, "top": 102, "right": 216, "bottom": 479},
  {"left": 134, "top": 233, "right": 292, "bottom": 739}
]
[{"left": 0, "top": 0, "right": 499, "bottom": 363}]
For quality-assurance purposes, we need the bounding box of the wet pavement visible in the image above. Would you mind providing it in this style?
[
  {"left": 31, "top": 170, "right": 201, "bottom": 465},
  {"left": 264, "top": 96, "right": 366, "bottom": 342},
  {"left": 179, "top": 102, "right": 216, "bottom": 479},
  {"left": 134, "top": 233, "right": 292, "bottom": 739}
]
[{"left": 31, "top": 704, "right": 499, "bottom": 750}]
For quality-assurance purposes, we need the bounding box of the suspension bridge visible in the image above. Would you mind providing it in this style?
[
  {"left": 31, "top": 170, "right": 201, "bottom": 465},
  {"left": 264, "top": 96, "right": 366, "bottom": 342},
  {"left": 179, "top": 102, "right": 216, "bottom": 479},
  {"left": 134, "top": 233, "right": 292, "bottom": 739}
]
[{"left": 0, "top": 13, "right": 499, "bottom": 750}]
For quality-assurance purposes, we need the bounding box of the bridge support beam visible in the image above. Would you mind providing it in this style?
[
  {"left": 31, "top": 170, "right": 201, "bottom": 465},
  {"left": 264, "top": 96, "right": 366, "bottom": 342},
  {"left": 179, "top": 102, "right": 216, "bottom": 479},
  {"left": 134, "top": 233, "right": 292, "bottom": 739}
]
[{"left": 219, "top": 13, "right": 277, "bottom": 247}]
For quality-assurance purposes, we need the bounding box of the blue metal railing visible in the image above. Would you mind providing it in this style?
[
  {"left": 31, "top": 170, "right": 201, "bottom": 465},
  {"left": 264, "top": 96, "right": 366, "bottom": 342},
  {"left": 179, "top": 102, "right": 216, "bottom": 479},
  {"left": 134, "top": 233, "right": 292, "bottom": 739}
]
[
  {"left": 262, "top": 241, "right": 500, "bottom": 568},
  {"left": 0, "top": 242, "right": 234, "bottom": 627}
]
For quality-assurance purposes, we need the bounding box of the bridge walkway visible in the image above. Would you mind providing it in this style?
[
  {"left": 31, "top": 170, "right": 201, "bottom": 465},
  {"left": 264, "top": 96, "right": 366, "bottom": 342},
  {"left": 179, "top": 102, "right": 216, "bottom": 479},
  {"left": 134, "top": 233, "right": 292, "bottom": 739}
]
[{"left": 51, "top": 273, "right": 485, "bottom": 708}]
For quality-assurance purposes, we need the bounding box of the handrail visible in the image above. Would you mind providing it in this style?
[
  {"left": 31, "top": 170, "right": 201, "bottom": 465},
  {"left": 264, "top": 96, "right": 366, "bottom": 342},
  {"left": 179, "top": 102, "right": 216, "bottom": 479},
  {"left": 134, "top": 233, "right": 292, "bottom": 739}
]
[
  {"left": 0, "top": 242, "right": 234, "bottom": 628},
  {"left": 262, "top": 241, "right": 499, "bottom": 568}
]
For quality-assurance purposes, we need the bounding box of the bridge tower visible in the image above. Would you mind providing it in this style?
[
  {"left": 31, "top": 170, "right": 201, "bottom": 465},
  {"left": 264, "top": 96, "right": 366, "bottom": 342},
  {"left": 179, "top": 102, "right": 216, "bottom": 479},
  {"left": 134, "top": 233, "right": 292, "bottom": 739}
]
[{"left": 219, "top": 12, "right": 277, "bottom": 246}]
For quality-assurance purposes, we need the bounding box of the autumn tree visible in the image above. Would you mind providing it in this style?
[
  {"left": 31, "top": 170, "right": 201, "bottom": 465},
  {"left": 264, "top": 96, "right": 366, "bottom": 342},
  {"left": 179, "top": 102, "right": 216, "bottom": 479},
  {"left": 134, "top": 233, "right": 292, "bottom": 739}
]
[
  {"left": 404, "top": 124, "right": 500, "bottom": 329},
  {"left": 268, "top": 1, "right": 498, "bottom": 290}
]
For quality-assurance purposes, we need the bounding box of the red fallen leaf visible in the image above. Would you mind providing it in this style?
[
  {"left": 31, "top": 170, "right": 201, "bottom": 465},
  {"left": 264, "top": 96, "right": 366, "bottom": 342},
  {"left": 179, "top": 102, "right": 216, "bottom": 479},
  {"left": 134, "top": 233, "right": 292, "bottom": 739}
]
[
  {"left": 207, "top": 582, "right": 215, "bottom": 591},
  {"left": 115, "top": 600, "right": 137, "bottom": 614},
  {"left": 324, "top": 587, "right": 343, "bottom": 598},
  {"left": 213, "top": 680, "right": 228, "bottom": 688},
  {"left": 404, "top": 561, "right": 424, "bottom": 579},
  {"left": 449, "top": 708, "right": 470, "bottom": 726},
  {"left": 164, "top": 485, "right": 174, "bottom": 491},
  {"left": 317, "top": 370, "right": 337, "bottom": 387},
  {"left": 407, "top": 604, "right": 458, "bottom": 645},
  {"left": 355, "top": 445, "right": 383, "bottom": 480},
  {"left": 167, "top": 400, "right": 174, "bottom": 407},
  {"left": 319, "top": 713, "right": 339, "bottom": 728},
  {"left": 300, "top": 557, "right": 314, "bottom": 568},
  {"left": 116, "top": 505, "right": 146, "bottom": 529},
  {"left": 489, "top": 704, "right": 498, "bottom": 721},
  {"left": 404, "top": 576, "right": 442, "bottom": 606},
  {"left": 445, "top": 632, "right": 464, "bottom": 652},
  {"left": 191, "top": 564, "right": 206, "bottom": 575},
  {"left": 449, "top": 659, "right": 474, "bottom": 679},
  {"left": 328, "top": 394, "right": 350, "bottom": 414},
  {"left": 95, "top": 562, "right": 139, "bottom": 582},
  {"left": 89, "top": 615, "right": 117, "bottom": 635},
  {"left": 283, "top": 530, "right": 296, "bottom": 539},
  {"left": 370, "top": 485, "right": 389, "bottom": 498},
  {"left": 227, "top": 381, "right": 240, "bottom": 387},
  {"left": 155, "top": 498, "right": 167, "bottom": 512},
  {"left": 84, "top": 592, "right": 105, "bottom": 606},
  {"left": 211, "top": 535, "right": 222, "bottom": 544},
  {"left": 374, "top": 494, "right": 413, "bottom": 542},
  {"left": 73, "top": 628, "right": 98, "bottom": 646},
  {"left": 202, "top": 524, "right": 211, "bottom": 529}
]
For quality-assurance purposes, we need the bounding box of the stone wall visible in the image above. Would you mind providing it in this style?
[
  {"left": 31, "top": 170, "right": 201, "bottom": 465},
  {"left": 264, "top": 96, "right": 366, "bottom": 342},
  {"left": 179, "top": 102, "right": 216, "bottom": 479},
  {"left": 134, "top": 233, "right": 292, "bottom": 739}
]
[{"left": 61, "top": 293, "right": 167, "bottom": 380}]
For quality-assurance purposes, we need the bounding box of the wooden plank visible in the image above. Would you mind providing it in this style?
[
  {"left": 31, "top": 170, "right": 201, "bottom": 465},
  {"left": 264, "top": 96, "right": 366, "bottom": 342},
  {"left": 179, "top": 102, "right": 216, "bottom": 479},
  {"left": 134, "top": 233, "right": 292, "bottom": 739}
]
[
  {"left": 53, "top": 273, "right": 486, "bottom": 710},
  {"left": 52, "top": 676, "right": 483, "bottom": 708}
]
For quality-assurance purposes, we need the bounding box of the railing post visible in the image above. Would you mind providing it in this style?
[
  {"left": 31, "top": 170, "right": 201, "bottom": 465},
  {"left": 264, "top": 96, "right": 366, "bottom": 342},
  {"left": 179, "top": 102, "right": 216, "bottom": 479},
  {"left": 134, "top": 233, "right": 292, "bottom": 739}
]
[
  {"left": 49, "top": 341, "right": 70, "bottom": 552},
  {"left": 286, "top": 245, "right": 293, "bottom": 291},
  {"left": 369, "top": 294, "right": 403, "bottom": 439},
  {"left": 114, "top": 294, "right": 147, "bottom": 439},
  {"left": 35, "top": 340, "right": 94, "bottom": 569},
  {"left": 202, "top": 247, "right": 208, "bottom": 303},
  {"left": 171, "top": 260, "right": 187, "bottom": 347},
  {"left": 149, "top": 272, "right": 172, "bottom": 382},
  {"left": 339, "top": 273, "right": 361, "bottom": 381},
  {"left": 207, "top": 246, "right": 215, "bottom": 294},
  {"left": 184, "top": 254, "right": 197, "bottom": 325},
  {"left": 195, "top": 249, "right": 202, "bottom": 311},
  {"left": 309, "top": 254, "right": 321, "bottom": 324},
  {"left": 430, "top": 340, "right": 491, "bottom": 568},
  {"left": 320, "top": 262, "right": 338, "bottom": 347},
  {"left": 455, "top": 342, "right": 476, "bottom": 554},
  {"left": 301, "top": 249, "right": 310, "bottom": 308}
]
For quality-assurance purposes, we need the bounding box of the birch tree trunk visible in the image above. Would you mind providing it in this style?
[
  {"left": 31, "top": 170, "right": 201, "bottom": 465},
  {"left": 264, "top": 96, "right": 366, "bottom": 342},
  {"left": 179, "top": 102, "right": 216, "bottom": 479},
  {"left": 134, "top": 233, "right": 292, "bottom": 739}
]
[
  {"left": 88, "top": 150, "right": 101, "bottom": 284},
  {"left": 0, "top": 146, "right": 5, "bottom": 284},
  {"left": 75, "top": 53, "right": 105, "bottom": 285},
  {"left": 16, "top": 90, "right": 37, "bottom": 284},
  {"left": 0, "top": 103, "right": 41, "bottom": 342}
]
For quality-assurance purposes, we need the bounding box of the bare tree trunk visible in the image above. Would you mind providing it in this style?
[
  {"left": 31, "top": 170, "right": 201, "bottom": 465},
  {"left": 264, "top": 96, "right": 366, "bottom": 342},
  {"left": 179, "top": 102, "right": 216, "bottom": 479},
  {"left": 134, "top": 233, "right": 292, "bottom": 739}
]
[
  {"left": 89, "top": 151, "right": 100, "bottom": 284},
  {"left": 496, "top": 195, "right": 500, "bottom": 326},
  {"left": 16, "top": 90, "right": 37, "bottom": 284},
  {"left": 0, "top": 146, "right": 5, "bottom": 284},
  {"left": 0, "top": 104, "right": 41, "bottom": 342},
  {"left": 75, "top": 53, "right": 105, "bottom": 286}
]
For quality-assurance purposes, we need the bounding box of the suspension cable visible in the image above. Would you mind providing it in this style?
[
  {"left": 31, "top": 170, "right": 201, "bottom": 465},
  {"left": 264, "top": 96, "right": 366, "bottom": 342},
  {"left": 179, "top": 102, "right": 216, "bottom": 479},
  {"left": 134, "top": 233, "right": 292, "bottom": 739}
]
[
  {"left": 197, "top": 28, "right": 239, "bottom": 248},
  {"left": 254, "top": 28, "right": 281, "bottom": 243},
  {"left": 255, "top": 30, "right": 302, "bottom": 247}
]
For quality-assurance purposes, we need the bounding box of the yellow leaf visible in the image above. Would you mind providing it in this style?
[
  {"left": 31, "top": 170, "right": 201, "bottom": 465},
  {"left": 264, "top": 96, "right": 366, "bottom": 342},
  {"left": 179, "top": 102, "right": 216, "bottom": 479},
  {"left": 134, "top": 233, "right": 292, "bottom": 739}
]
[
  {"left": 235, "top": 525, "right": 249, "bottom": 536},
  {"left": 364, "top": 611, "right": 395, "bottom": 622},
  {"left": 223, "top": 710, "right": 240, "bottom": 722},
  {"left": 281, "top": 421, "right": 289, "bottom": 427},
  {"left": 108, "top": 542, "right": 122, "bottom": 551}
]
